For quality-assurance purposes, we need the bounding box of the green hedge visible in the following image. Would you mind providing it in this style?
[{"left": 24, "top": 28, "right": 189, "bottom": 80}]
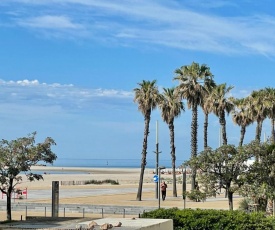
[
  {"left": 84, "top": 179, "right": 119, "bottom": 185},
  {"left": 140, "top": 208, "right": 275, "bottom": 230}
]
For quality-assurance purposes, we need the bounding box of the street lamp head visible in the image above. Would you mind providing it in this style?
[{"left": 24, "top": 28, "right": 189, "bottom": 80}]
[{"left": 158, "top": 166, "right": 166, "bottom": 170}]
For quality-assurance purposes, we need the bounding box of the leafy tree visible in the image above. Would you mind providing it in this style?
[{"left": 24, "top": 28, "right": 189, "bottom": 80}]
[
  {"left": 241, "top": 141, "right": 275, "bottom": 213},
  {"left": 158, "top": 87, "right": 184, "bottom": 197},
  {"left": 186, "top": 145, "right": 251, "bottom": 210},
  {"left": 134, "top": 80, "right": 159, "bottom": 201},
  {"left": 174, "top": 62, "right": 213, "bottom": 190},
  {"left": 0, "top": 132, "right": 56, "bottom": 221}
]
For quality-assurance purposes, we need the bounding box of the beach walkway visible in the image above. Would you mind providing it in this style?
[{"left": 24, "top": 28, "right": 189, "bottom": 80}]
[{"left": 0, "top": 167, "right": 243, "bottom": 221}]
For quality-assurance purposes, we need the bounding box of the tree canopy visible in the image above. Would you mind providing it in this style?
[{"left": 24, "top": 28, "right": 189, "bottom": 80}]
[
  {"left": 186, "top": 144, "right": 252, "bottom": 210},
  {"left": 0, "top": 132, "right": 57, "bottom": 221}
]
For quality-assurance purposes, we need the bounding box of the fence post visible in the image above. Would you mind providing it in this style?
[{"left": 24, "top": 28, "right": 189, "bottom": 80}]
[
  {"left": 83, "top": 208, "right": 85, "bottom": 218},
  {"left": 25, "top": 206, "right": 27, "bottom": 218},
  {"left": 45, "top": 207, "right": 46, "bottom": 217},
  {"left": 64, "top": 207, "right": 65, "bottom": 217},
  {"left": 123, "top": 209, "right": 125, "bottom": 218},
  {"left": 102, "top": 208, "right": 104, "bottom": 218}
]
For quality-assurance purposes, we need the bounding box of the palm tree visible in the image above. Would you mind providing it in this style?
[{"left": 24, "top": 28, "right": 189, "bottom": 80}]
[
  {"left": 249, "top": 90, "right": 268, "bottom": 142},
  {"left": 174, "top": 62, "right": 213, "bottom": 190},
  {"left": 231, "top": 98, "right": 253, "bottom": 147},
  {"left": 202, "top": 78, "right": 216, "bottom": 150},
  {"left": 158, "top": 87, "right": 184, "bottom": 197},
  {"left": 134, "top": 80, "right": 159, "bottom": 201},
  {"left": 207, "top": 83, "right": 234, "bottom": 145},
  {"left": 264, "top": 87, "right": 275, "bottom": 143}
]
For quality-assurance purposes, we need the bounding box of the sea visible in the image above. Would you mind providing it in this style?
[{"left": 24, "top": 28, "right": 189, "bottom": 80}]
[{"left": 48, "top": 158, "right": 186, "bottom": 169}]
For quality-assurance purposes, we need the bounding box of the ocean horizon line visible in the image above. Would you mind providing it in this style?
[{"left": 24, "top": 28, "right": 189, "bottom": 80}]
[{"left": 46, "top": 158, "right": 186, "bottom": 169}]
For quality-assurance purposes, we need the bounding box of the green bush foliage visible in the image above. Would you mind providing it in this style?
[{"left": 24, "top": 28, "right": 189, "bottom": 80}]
[
  {"left": 185, "top": 190, "right": 206, "bottom": 202},
  {"left": 84, "top": 179, "right": 119, "bottom": 185},
  {"left": 140, "top": 208, "right": 275, "bottom": 230},
  {"left": 238, "top": 198, "right": 250, "bottom": 211}
]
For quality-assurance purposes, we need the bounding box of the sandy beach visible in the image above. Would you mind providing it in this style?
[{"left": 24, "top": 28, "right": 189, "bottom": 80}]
[{"left": 0, "top": 166, "right": 242, "bottom": 221}]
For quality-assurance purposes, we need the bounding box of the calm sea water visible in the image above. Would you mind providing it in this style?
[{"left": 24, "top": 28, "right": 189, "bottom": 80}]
[{"left": 49, "top": 158, "right": 185, "bottom": 169}]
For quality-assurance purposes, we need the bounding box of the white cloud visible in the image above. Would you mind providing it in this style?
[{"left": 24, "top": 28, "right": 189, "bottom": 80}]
[
  {"left": 3, "top": 0, "right": 275, "bottom": 56},
  {"left": 0, "top": 79, "right": 133, "bottom": 112},
  {"left": 18, "top": 15, "right": 83, "bottom": 30}
]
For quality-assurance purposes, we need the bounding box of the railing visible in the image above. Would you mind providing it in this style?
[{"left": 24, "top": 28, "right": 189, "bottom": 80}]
[{"left": 0, "top": 203, "right": 156, "bottom": 221}]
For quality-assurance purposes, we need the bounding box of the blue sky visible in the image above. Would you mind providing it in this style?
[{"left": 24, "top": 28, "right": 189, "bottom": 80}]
[{"left": 1, "top": 0, "right": 275, "bottom": 166}]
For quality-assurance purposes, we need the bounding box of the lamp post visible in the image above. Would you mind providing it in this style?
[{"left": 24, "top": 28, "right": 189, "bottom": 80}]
[
  {"left": 182, "top": 167, "right": 186, "bottom": 209},
  {"left": 158, "top": 166, "right": 166, "bottom": 209},
  {"left": 155, "top": 121, "right": 161, "bottom": 199}
]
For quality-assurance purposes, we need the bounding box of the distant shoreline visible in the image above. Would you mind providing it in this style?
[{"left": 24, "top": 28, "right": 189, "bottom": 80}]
[
  {"left": 47, "top": 158, "right": 184, "bottom": 169},
  {"left": 30, "top": 166, "right": 144, "bottom": 175},
  {"left": 29, "top": 165, "right": 184, "bottom": 176}
]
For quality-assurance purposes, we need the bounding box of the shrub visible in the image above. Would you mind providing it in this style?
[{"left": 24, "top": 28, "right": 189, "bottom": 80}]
[
  {"left": 186, "top": 190, "right": 206, "bottom": 202},
  {"left": 238, "top": 198, "right": 250, "bottom": 212},
  {"left": 141, "top": 208, "right": 275, "bottom": 230},
  {"left": 84, "top": 179, "right": 119, "bottom": 185}
]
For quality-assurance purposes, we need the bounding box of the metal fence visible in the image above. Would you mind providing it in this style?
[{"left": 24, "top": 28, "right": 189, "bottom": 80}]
[{"left": 0, "top": 203, "right": 156, "bottom": 221}]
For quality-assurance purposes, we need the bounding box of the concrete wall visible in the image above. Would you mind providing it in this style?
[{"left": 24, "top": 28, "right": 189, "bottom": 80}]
[{"left": 81, "top": 218, "right": 173, "bottom": 230}]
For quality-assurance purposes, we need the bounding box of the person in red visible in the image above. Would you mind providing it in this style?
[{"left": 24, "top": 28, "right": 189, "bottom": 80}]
[{"left": 160, "top": 181, "right": 168, "bottom": 201}]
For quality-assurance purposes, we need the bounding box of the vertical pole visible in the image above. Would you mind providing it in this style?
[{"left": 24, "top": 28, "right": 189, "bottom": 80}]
[
  {"left": 45, "top": 207, "right": 46, "bottom": 217},
  {"left": 155, "top": 143, "right": 159, "bottom": 199},
  {"left": 158, "top": 167, "right": 161, "bottom": 209},
  {"left": 25, "top": 206, "right": 27, "bottom": 218},
  {"left": 52, "top": 181, "right": 59, "bottom": 218},
  {"left": 182, "top": 168, "right": 186, "bottom": 209},
  {"left": 155, "top": 121, "right": 159, "bottom": 199}
]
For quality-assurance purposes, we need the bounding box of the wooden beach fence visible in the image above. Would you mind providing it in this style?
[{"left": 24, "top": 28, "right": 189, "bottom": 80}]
[{"left": 60, "top": 180, "right": 87, "bottom": 186}]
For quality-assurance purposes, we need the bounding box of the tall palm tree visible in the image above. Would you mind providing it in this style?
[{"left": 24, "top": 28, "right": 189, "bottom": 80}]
[
  {"left": 231, "top": 98, "right": 253, "bottom": 147},
  {"left": 202, "top": 78, "right": 216, "bottom": 150},
  {"left": 134, "top": 80, "right": 159, "bottom": 201},
  {"left": 207, "top": 83, "right": 234, "bottom": 145},
  {"left": 158, "top": 87, "right": 184, "bottom": 197},
  {"left": 174, "top": 62, "right": 213, "bottom": 190},
  {"left": 249, "top": 90, "right": 268, "bottom": 142},
  {"left": 264, "top": 87, "right": 275, "bottom": 143}
]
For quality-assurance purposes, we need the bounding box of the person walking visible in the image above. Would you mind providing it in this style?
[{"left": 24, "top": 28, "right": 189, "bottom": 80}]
[{"left": 160, "top": 181, "right": 167, "bottom": 201}]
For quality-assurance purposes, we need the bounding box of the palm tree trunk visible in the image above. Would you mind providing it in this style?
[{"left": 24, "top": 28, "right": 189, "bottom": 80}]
[
  {"left": 255, "top": 119, "right": 263, "bottom": 142},
  {"left": 191, "top": 104, "right": 198, "bottom": 190},
  {"left": 204, "top": 112, "right": 208, "bottom": 150},
  {"left": 219, "top": 111, "right": 227, "bottom": 145},
  {"left": 136, "top": 113, "right": 150, "bottom": 201},
  {"left": 266, "top": 198, "right": 273, "bottom": 215},
  {"left": 239, "top": 126, "right": 246, "bottom": 147},
  {"left": 169, "top": 121, "right": 177, "bottom": 197},
  {"left": 271, "top": 118, "right": 275, "bottom": 143}
]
